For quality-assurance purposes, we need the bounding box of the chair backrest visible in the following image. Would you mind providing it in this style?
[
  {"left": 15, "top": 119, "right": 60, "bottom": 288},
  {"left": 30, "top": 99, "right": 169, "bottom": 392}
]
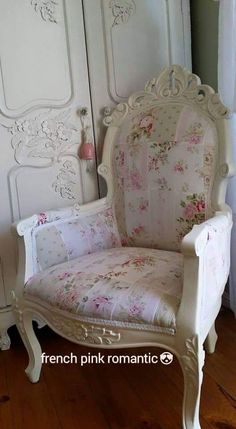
[{"left": 100, "top": 65, "right": 232, "bottom": 251}]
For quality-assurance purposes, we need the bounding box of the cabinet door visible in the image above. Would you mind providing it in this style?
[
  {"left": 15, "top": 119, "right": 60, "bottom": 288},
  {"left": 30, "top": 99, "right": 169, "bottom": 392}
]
[
  {"left": 83, "top": 0, "right": 191, "bottom": 163},
  {"left": 0, "top": 0, "right": 98, "bottom": 306}
]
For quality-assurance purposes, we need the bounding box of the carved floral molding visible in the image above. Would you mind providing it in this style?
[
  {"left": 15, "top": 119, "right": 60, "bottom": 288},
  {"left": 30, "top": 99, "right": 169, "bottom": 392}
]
[
  {"left": 5, "top": 109, "right": 78, "bottom": 165},
  {"left": 50, "top": 315, "right": 121, "bottom": 345},
  {"left": 12, "top": 295, "right": 121, "bottom": 346},
  {"left": 181, "top": 336, "right": 205, "bottom": 388},
  {"left": 52, "top": 160, "right": 76, "bottom": 200},
  {"left": 3, "top": 109, "right": 80, "bottom": 200},
  {"left": 109, "top": 0, "right": 136, "bottom": 27},
  {"left": 31, "top": 0, "right": 58, "bottom": 23}
]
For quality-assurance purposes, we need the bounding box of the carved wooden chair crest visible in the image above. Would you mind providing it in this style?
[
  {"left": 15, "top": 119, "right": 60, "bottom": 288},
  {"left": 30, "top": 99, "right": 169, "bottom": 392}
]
[{"left": 12, "top": 65, "right": 233, "bottom": 429}]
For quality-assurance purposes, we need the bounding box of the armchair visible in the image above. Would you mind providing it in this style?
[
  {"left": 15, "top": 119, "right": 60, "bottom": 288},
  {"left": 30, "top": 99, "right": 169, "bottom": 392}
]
[{"left": 12, "top": 65, "right": 234, "bottom": 429}]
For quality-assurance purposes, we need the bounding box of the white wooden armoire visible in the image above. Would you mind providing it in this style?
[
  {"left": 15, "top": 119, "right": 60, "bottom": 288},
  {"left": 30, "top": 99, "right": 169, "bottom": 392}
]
[{"left": 0, "top": 0, "right": 191, "bottom": 349}]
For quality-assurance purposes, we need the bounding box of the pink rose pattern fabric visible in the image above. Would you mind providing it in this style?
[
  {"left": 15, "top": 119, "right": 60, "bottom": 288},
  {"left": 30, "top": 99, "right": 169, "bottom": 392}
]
[
  {"left": 113, "top": 104, "right": 217, "bottom": 250},
  {"left": 25, "top": 247, "right": 183, "bottom": 333},
  {"left": 33, "top": 207, "right": 121, "bottom": 271},
  {"left": 177, "top": 193, "right": 206, "bottom": 241}
]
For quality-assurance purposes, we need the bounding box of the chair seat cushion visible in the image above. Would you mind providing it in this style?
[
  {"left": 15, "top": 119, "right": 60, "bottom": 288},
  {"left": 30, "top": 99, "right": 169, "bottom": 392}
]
[{"left": 24, "top": 247, "right": 183, "bottom": 334}]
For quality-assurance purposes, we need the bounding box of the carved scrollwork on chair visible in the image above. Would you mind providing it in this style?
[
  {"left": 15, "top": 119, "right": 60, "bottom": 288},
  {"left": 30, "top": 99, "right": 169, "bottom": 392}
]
[
  {"left": 11, "top": 292, "right": 25, "bottom": 336},
  {"left": 0, "top": 331, "right": 11, "bottom": 350},
  {"left": 180, "top": 336, "right": 205, "bottom": 388},
  {"left": 97, "top": 163, "right": 110, "bottom": 179},
  {"left": 50, "top": 315, "right": 121, "bottom": 345},
  {"left": 145, "top": 65, "right": 231, "bottom": 120},
  {"left": 103, "top": 102, "right": 129, "bottom": 127},
  {"left": 179, "top": 336, "right": 206, "bottom": 429}
]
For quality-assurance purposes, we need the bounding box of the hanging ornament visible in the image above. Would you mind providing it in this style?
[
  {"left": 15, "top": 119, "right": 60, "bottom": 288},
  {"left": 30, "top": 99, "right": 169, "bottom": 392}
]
[{"left": 78, "top": 107, "right": 95, "bottom": 172}]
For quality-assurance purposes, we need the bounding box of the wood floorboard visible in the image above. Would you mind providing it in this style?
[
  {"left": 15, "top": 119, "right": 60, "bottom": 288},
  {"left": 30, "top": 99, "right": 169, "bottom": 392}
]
[
  {"left": 0, "top": 351, "right": 12, "bottom": 429},
  {"left": 42, "top": 337, "right": 110, "bottom": 429},
  {"left": 83, "top": 361, "right": 160, "bottom": 429},
  {"left": 0, "top": 308, "right": 235, "bottom": 429},
  {"left": 4, "top": 335, "right": 60, "bottom": 429},
  {"left": 119, "top": 352, "right": 183, "bottom": 428}
]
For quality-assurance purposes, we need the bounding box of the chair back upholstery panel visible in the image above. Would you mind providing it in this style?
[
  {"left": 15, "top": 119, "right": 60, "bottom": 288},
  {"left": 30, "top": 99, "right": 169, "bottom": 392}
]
[{"left": 112, "top": 103, "right": 218, "bottom": 250}]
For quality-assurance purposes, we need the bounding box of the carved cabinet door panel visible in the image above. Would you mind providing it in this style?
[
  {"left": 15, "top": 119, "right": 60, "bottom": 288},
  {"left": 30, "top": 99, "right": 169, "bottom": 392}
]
[
  {"left": 0, "top": 0, "right": 98, "bottom": 307},
  {"left": 83, "top": 0, "right": 191, "bottom": 163}
]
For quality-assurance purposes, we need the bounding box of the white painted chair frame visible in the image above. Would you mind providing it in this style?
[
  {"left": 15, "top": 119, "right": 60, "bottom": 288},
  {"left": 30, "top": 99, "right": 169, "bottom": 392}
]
[{"left": 12, "top": 66, "right": 234, "bottom": 429}]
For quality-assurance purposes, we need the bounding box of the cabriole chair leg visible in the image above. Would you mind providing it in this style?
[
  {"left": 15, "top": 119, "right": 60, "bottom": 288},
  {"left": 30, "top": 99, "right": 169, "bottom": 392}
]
[
  {"left": 180, "top": 337, "right": 205, "bottom": 429},
  {"left": 204, "top": 322, "right": 218, "bottom": 354},
  {"left": 15, "top": 310, "right": 42, "bottom": 383}
]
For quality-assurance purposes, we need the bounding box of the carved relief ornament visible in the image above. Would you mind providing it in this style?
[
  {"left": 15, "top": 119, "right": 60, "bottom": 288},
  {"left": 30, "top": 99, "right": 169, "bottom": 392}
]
[
  {"left": 180, "top": 336, "right": 205, "bottom": 388},
  {"left": 109, "top": 0, "right": 136, "bottom": 27},
  {"left": 144, "top": 65, "right": 230, "bottom": 120},
  {"left": 50, "top": 315, "right": 121, "bottom": 345},
  {"left": 52, "top": 160, "right": 76, "bottom": 200},
  {"left": 104, "top": 66, "right": 230, "bottom": 128},
  {"left": 4, "top": 109, "right": 78, "bottom": 165},
  {"left": 31, "top": 0, "right": 58, "bottom": 23},
  {"left": 2, "top": 109, "right": 80, "bottom": 200}
]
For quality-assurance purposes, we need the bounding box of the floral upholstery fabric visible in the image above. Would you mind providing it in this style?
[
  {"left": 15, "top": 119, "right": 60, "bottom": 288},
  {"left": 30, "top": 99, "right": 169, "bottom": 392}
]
[
  {"left": 201, "top": 216, "right": 231, "bottom": 322},
  {"left": 113, "top": 104, "right": 217, "bottom": 250},
  {"left": 33, "top": 207, "right": 121, "bottom": 272},
  {"left": 25, "top": 247, "right": 183, "bottom": 333}
]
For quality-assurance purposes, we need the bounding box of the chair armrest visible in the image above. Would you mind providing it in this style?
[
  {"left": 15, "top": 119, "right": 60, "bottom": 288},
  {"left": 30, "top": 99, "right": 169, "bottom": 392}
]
[
  {"left": 12, "top": 198, "right": 121, "bottom": 294},
  {"left": 181, "top": 209, "right": 232, "bottom": 257},
  {"left": 177, "top": 209, "right": 232, "bottom": 337},
  {"left": 12, "top": 198, "right": 107, "bottom": 237}
]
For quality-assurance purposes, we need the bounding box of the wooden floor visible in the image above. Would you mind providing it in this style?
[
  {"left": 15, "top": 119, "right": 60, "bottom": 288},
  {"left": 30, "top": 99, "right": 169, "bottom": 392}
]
[{"left": 0, "top": 308, "right": 236, "bottom": 429}]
